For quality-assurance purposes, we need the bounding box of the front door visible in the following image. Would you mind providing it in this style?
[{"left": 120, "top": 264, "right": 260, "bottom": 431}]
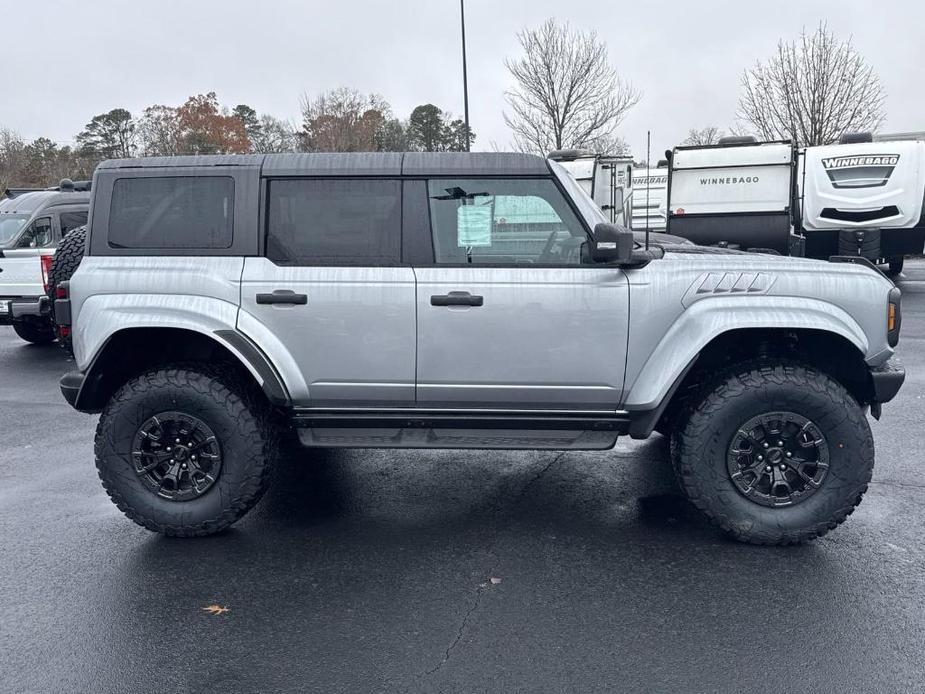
[
  {"left": 239, "top": 177, "right": 416, "bottom": 407},
  {"left": 413, "top": 177, "right": 630, "bottom": 411}
]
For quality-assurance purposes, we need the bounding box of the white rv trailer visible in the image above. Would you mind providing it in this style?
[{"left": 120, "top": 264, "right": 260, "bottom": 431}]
[
  {"left": 665, "top": 133, "right": 925, "bottom": 272},
  {"left": 546, "top": 150, "right": 634, "bottom": 227},
  {"left": 630, "top": 165, "right": 669, "bottom": 232},
  {"left": 666, "top": 138, "right": 800, "bottom": 254}
]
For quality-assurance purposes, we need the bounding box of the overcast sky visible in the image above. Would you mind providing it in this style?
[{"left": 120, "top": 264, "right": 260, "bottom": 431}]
[{"left": 2, "top": 0, "right": 923, "bottom": 158}]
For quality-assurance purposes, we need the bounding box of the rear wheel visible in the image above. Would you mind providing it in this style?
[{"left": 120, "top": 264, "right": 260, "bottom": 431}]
[
  {"left": 888, "top": 256, "right": 904, "bottom": 276},
  {"left": 95, "top": 364, "right": 279, "bottom": 536},
  {"left": 672, "top": 360, "right": 873, "bottom": 545},
  {"left": 13, "top": 320, "right": 55, "bottom": 344}
]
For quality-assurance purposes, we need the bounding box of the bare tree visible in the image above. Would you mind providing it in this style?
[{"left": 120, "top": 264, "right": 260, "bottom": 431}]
[
  {"left": 251, "top": 114, "right": 298, "bottom": 153},
  {"left": 504, "top": 19, "right": 640, "bottom": 154},
  {"left": 682, "top": 126, "right": 725, "bottom": 146},
  {"left": 137, "top": 105, "right": 182, "bottom": 157},
  {"left": 299, "top": 88, "right": 390, "bottom": 152},
  {"left": 737, "top": 23, "right": 885, "bottom": 146},
  {"left": 0, "top": 128, "right": 27, "bottom": 192}
]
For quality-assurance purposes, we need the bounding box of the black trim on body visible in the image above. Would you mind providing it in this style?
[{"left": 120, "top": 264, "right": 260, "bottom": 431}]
[
  {"left": 213, "top": 330, "right": 290, "bottom": 405},
  {"left": 290, "top": 407, "right": 630, "bottom": 433},
  {"left": 869, "top": 357, "right": 905, "bottom": 403}
]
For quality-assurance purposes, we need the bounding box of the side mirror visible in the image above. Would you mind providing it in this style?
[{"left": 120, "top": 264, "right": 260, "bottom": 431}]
[{"left": 591, "top": 223, "right": 634, "bottom": 264}]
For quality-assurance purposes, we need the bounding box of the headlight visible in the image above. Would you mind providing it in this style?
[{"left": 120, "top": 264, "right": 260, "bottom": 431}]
[{"left": 888, "top": 286, "right": 902, "bottom": 347}]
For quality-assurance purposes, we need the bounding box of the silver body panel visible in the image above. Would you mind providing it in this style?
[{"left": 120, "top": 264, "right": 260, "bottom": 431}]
[
  {"left": 239, "top": 260, "right": 416, "bottom": 406},
  {"left": 414, "top": 266, "right": 629, "bottom": 408}
]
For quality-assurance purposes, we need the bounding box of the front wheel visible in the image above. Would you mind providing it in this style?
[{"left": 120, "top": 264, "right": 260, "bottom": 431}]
[
  {"left": 95, "top": 365, "right": 279, "bottom": 536},
  {"left": 13, "top": 320, "right": 56, "bottom": 344},
  {"left": 672, "top": 361, "right": 873, "bottom": 545}
]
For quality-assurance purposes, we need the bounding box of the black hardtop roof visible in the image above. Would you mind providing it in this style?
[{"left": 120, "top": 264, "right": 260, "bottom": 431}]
[
  {"left": 0, "top": 189, "right": 91, "bottom": 215},
  {"left": 97, "top": 151, "right": 551, "bottom": 177}
]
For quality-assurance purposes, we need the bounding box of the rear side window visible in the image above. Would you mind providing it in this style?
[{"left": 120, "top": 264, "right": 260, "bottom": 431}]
[
  {"left": 60, "top": 211, "right": 88, "bottom": 235},
  {"left": 108, "top": 176, "right": 234, "bottom": 249},
  {"left": 266, "top": 179, "right": 401, "bottom": 265}
]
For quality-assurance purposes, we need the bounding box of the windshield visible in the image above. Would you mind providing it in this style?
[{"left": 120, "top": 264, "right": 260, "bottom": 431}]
[
  {"left": 548, "top": 160, "right": 607, "bottom": 227},
  {"left": 0, "top": 215, "right": 30, "bottom": 246}
]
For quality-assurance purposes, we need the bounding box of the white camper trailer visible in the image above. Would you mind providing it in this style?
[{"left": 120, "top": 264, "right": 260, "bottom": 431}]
[
  {"left": 666, "top": 137, "right": 800, "bottom": 254},
  {"left": 547, "top": 150, "right": 634, "bottom": 227},
  {"left": 631, "top": 165, "right": 668, "bottom": 232},
  {"left": 799, "top": 135, "right": 925, "bottom": 273},
  {"left": 665, "top": 133, "right": 925, "bottom": 272}
]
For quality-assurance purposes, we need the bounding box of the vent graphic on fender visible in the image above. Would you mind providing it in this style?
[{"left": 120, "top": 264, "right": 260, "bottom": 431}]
[{"left": 683, "top": 272, "right": 775, "bottom": 307}]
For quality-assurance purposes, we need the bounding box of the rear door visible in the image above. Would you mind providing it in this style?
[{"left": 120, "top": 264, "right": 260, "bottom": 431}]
[
  {"left": 411, "top": 176, "right": 630, "bottom": 410},
  {"left": 239, "top": 177, "right": 416, "bottom": 406}
]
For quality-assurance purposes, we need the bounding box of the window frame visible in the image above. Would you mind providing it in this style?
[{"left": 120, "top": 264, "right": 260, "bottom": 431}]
[
  {"left": 14, "top": 216, "right": 54, "bottom": 249},
  {"left": 261, "top": 176, "right": 405, "bottom": 267},
  {"left": 88, "top": 167, "right": 260, "bottom": 257},
  {"left": 415, "top": 174, "right": 596, "bottom": 268}
]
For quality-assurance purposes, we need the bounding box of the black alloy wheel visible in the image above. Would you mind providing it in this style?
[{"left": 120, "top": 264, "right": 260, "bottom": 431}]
[
  {"left": 726, "top": 411, "right": 829, "bottom": 508},
  {"left": 132, "top": 411, "right": 223, "bottom": 501}
]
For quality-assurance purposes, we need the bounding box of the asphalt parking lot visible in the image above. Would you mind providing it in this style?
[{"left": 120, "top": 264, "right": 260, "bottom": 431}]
[{"left": 2, "top": 264, "right": 925, "bottom": 694}]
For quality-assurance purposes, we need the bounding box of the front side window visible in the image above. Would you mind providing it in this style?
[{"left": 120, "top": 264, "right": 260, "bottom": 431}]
[
  {"left": 427, "top": 178, "right": 588, "bottom": 264},
  {"left": 266, "top": 178, "right": 401, "bottom": 265},
  {"left": 14, "top": 217, "right": 53, "bottom": 249},
  {"left": 109, "top": 176, "right": 234, "bottom": 249}
]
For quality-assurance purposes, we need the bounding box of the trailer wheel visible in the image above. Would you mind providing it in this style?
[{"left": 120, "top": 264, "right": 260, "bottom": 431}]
[{"left": 888, "top": 257, "right": 904, "bottom": 276}]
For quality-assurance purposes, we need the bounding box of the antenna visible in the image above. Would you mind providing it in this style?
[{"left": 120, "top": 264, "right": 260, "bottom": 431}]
[{"left": 645, "top": 130, "right": 651, "bottom": 250}]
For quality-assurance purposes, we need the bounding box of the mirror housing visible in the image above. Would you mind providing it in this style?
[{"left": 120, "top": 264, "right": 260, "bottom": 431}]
[{"left": 591, "top": 223, "right": 635, "bottom": 264}]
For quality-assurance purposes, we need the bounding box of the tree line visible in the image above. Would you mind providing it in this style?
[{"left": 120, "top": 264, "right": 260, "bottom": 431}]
[
  {"left": 0, "top": 90, "right": 474, "bottom": 190},
  {"left": 1, "top": 19, "right": 885, "bottom": 191}
]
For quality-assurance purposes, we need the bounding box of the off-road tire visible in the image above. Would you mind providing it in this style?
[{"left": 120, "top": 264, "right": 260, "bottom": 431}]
[
  {"left": 47, "top": 226, "right": 86, "bottom": 354},
  {"left": 888, "top": 256, "right": 904, "bottom": 276},
  {"left": 672, "top": 360, "right": 874, "bottom": 545},
  {"left": 13, "top": 320, "right": 56, "bottom": 344},
  {"left": 95, "top": 364, "right": 279, "bottom": 537}
]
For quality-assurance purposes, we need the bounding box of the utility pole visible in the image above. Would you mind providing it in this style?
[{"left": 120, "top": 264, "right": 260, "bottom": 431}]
[{"left": 460, "top": 0, "right": 470, "bottom": 151}]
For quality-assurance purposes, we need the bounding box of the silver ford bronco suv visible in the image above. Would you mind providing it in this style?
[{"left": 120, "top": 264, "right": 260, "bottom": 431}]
[{"left": 56, "top": 152, "right": 904, "bottom": 544}]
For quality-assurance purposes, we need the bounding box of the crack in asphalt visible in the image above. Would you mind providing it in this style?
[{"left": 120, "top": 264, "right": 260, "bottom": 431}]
[
  {"left": 421, "top": 566, "right": 493, "bottom": 678},
  {"left": 408, "top": 451, "right": 567, "bottom": 688}
]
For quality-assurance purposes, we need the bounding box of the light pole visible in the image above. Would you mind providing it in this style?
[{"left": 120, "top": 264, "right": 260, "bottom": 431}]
[{"left": 460, "top": 0, "right": 470, "bottom": 151}]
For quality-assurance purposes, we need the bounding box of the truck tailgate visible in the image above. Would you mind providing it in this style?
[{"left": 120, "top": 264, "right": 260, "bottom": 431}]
[{"left": 0, "top": 249, "right": 50, "bottom": 297}]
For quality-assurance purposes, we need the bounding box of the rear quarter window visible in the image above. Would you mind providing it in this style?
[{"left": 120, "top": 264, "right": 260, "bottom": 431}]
[{"left": 108, "top": 176, "right": 234, "bottom": 249}]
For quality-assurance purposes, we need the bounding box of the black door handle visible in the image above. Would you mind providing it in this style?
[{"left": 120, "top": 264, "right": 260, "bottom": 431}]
[
  {"left": 256, "top": 290, "right": 308, "bottom": 305},
  {"left": 430, "top": 291, "right": 483, "bottom": 307}
]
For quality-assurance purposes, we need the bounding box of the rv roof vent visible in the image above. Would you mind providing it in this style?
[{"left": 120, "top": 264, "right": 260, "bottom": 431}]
[
  {"left": 839, "top": 132, "right": 873, "bottom": 144},
  {"left": 547, "top": 149, "right": 595, "bottom": 161},
  {"left": 717, "top": 135, "right": 757, "bottom": 146}
]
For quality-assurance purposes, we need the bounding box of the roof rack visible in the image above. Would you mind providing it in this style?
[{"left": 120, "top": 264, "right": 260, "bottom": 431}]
[
  {"left": 2, "top": 187, "right": 43, "bottom": 199},
  {"left": 47, "top": 178, "right": 92, "bottom": 192}
]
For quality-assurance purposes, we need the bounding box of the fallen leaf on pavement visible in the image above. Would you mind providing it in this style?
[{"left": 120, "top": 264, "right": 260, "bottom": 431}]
[{"left": 202, "top": 604, "right": 230, "bottom": 615}]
